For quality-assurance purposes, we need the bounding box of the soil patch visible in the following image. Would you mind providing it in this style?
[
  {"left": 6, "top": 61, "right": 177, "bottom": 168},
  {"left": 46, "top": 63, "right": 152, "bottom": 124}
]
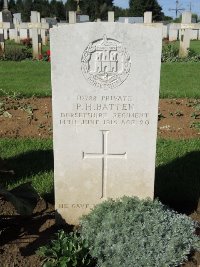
[{"left": 0, "top": 97, "right": 200, "bottom": 139}]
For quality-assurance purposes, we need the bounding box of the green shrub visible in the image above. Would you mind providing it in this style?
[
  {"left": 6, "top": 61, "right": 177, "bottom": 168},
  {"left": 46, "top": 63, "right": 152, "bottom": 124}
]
[
  {"left": 81, "top": 197, "right": 200, "bottom": 267},
  {"left": 1, "top": 45, "right": 32, "bottom": 61},
  {"left": 37, "top": 230, "right": 96, "bottom": 267},
  {"left": 162, "top": 43, "right": 179, "bottom": 62},
  {"left": 162, "top": 43, "right": 200, "bottom": 62}
]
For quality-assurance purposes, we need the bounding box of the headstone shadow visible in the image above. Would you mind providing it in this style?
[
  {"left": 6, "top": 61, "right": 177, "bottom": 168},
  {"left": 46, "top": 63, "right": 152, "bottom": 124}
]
[
  {"left": 0, "top": 149, "right": 53, "bottom": 189},
  {"left": 155, "top": 151, "right": 200, "bottom": 214}
]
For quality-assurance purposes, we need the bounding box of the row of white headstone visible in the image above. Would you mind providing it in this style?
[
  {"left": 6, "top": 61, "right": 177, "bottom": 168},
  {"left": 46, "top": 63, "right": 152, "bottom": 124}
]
[
  {"left": 0, "top": 11, "right": 49, "bottom": 58},
  {"left": 169, "top": 11, "right": 200, "bottom": 57},
  {"left": 0, "top": 10, "right": 199, "bottom": 58}
]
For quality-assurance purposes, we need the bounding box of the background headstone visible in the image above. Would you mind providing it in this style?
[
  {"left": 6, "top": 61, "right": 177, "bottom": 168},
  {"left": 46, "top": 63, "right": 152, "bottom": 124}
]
[
  {"left": 179, "top": 28, "right": 191, "bottom": 57},
  {"left": 144, "top": 11, "right": 152, "bottom": 24},
  {"left": 179, "top": 12, "right": 192, "bottom": 57},
  {"left": 108, "top": 11, "right": 114, "bottom": 22},
  {"left": 31, "top": 11, "right": 40, "bottom": 58},
  {"left": 0, "top": 12, "right": 5, "bottom": 53},
  {"left": 13, "top": 13, "right": 22, "bottom": 24},
  {"left": 182, "top": 11, "right": 192, "bottom": 24},
  {"left": 118, "top": 17, "right": 143, "bottom": 24},
  {"left": 69, "top": 11, "right": 76, "bottom": 24},
  {"left": 51, "top": 22, "right": 162, "bottom": 225},
  {"left": 76, "top": 15, "right": 90, "bottom": 23}
]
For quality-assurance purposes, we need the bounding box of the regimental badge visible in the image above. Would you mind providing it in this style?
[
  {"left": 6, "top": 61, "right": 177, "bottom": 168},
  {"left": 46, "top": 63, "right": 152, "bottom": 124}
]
[{"left": 81, "top": 35, "right": 131, "bottom": 89}]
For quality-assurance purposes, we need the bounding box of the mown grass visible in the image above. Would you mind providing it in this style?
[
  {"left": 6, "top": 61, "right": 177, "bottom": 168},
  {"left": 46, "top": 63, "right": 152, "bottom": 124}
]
[
  {"left": 0, "top": 61, "right": 51, "bottom": 97},
  {"left": 190, "top": 40, "right": 200, "bottom": 54},
  {"left": 0, "top": 138, "right": 199, "bottom": 211},
  {"left": 0, "top": 60, "right": 200, "bottom": 98},
  {"left": 163, "top": 40, "right": 200, "bottom": 53},
  {"left": 160, "top": 62, "right": 200, "bottom": 98}
]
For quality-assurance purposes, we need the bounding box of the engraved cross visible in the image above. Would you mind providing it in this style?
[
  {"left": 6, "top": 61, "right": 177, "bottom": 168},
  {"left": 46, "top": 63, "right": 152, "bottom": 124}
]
[{"left": 83, "top": 130, "right": 127, "bottom": 199}]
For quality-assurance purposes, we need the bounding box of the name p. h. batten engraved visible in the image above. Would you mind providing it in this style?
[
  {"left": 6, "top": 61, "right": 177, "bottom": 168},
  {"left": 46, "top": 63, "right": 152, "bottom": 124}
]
[
  {"left": 81, "top": 35, "right": 131, "bottom": 89},
  {"left": 83, "top": 130, "right": 127, "bottom": 199}
]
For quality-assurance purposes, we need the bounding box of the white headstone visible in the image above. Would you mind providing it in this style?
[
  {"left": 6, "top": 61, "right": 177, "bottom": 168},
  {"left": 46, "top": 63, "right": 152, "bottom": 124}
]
[
  {"left": 69, "top": 11, "right": 76, "bottom": 24},
  {"left": 9, "top": 28, "right": 16, "bottom": 40},
  {"left": 41, "top": 18, "right": 47, "bottom": 45},
  {"left": 179, "top": 12, "right": 192, "bottom": 57},
  {"left": 108, "top": 11, "right": 114, "bottom": 22},
  {"left": 124, "top": 18, "right": 129, "bottom": 23},
  {"left": 169, "top": 24, "right": 179, "bottom": 41},
  {"left": 182, "top": 11, "right": 192, "bottom": 24},
  {"left": 190, "top": 29, "right": 198, "bottom": 40},
  {"left": 20, "top": 28, "right": 28, "bottom": 40},
  {"left": 31, "top": 11, "right": 40, "bottom": 58},
  {"left": 77, "top": 15, "right": 90, "bottom": 23},
  {"left": 51, "top": 23, "right": 162, "bottom": 225},
  {"left": 4, "top": 29, "right": 8, "bottom": 39},
  {"left": 13, "top": 13, "right": 22, "bottom": 23},
  {"left": 144, "top": 11, "right": 152, "bottom": 23},
  {"left": 162, "top": 25, "right": 168, "bottom": 39},
  {"left": 0, "top": 11, "right": 2, "bottom": 22},
  {"left": 0, "top": 12, "right": 4, "bottom": 53},
  {"left": 179, "top": 28, "right": 191, "bottom": 57}
]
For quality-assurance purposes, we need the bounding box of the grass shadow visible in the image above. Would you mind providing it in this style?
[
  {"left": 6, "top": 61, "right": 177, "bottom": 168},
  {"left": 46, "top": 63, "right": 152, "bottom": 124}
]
[
  {"left": 0, "top": 149, "right": 54, "bottom": 200},
  {"left": 155, "top": 151, "right": 200, "bottom": 214}
]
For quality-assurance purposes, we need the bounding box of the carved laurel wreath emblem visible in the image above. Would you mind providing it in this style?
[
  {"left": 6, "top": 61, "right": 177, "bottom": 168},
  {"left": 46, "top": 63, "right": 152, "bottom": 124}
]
[{"left": 81, "top": 35, "right": 131, "bottom": 89}]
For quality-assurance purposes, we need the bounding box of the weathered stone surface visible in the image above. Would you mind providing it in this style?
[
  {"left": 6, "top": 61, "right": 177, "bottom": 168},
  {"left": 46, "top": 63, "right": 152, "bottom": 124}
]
[{"left": 51, "top": 22, "right": 162, "bottom": 225}]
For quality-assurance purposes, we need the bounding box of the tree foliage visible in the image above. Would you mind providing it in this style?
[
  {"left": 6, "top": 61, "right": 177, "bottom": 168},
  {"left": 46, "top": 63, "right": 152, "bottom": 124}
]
[
  {"left": 1, "top": 0, "right": 66, "bottom": 22},
  {"left": 114, "top": 6, "right": 129, "bottom": 20},
  {"left": 1, "top": 0, "right": 168, "bottom": 22},
  {"left": 129, "top": 0, "right": 164, "bottom": 21}
]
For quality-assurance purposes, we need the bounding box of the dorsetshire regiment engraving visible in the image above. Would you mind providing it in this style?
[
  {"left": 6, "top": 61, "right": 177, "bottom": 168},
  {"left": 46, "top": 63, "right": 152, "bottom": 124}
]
[
  {"left": 51, "top": 22, "right": 162, "bottom": 225},
  {"left": 81, "top": 35, "right": 131, "bottom": 89}
]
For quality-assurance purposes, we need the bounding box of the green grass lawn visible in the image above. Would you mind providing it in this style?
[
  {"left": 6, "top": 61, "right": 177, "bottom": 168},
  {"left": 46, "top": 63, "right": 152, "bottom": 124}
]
[
  {"left": 160, "top": 62, "right": 200, "bottom": 98},
  {"left": 0, "top": 138, "right": 199, "bottom": 211},
  {"left": 0, "top": 61, "right": 51, "bottom": 97},
  {"left": 0, "top": 60, "right": 200, "bottom": 98},
  {"left": 162, "top": 40, "right": 200, "bottom": 54},
  {"left": 190, "top": 40, "right": 200, "bottom": 54}
]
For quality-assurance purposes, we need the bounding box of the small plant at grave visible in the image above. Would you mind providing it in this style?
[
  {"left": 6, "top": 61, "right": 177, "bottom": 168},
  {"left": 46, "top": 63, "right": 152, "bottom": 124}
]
[
  {"left": 39, "top": 50, "right": 51, "bottom": 62},
  {"left": 191, "top": 112, "right": 200, "bottom": 119},
  {"left": 161, "top": 43, "right": 179, "bottom": 62},
  {"left": 1, "top": 45, "right": 32, "bottom": 61},
  {"left": 0, "top": 89, "right": 23, "bottom": 100},
  {"left": 38, "top": 123, "right": 46, "bottom": 129},
  {"left": 80, "top": 197, "right": 200, "bottom": 267},
  {"left": 194, "top": 103, "right": 200, "bottom": 111},
  {"left": 161, "top": 43, "right": 200, "bottom": 62},
  {"left": 175, "top": 110, "right": 184, "bottom": 117},
  {"left": 190, "top": 121, "right": 200, "bottom": 130},
  {"left": 21, "top": 38, "right": 32, "bottom": 48},
  {"left": 158, "top": 112, "right": 165, "bottom": 121},
  {"left": 0, "top": 100, "right": 12, "bottom": 118},
  {"left": 169, "top": 112, "right": 174, "bottom": 116},
  {"left": 37, "top": 230, "right": 96, "bottom": 267}
]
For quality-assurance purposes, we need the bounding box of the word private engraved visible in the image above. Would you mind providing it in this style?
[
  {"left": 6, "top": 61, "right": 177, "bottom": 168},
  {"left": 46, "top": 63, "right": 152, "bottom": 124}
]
[{"left": 81, "top": 35, "right": 131, "bottom": 89}]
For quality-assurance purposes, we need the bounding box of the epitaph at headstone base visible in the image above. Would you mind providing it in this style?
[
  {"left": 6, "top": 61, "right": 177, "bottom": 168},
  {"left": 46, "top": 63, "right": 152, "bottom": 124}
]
[{"left": 51, "top": 22, "right": 162, "bottom": 225}]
